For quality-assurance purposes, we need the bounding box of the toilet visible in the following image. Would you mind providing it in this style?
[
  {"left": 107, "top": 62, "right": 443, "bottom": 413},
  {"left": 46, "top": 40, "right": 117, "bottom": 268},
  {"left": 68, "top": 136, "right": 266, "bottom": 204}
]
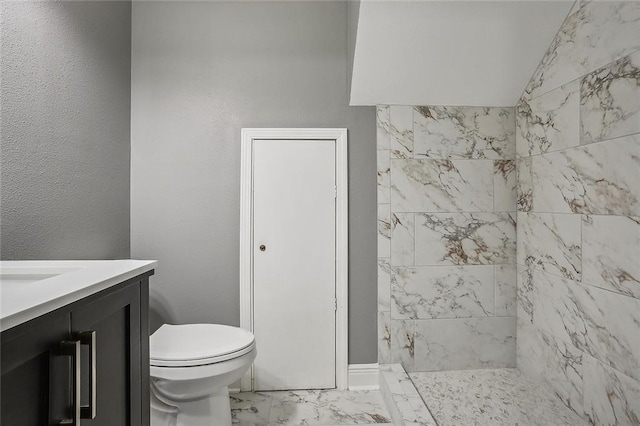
[{"left": 149, "top": 324, "right": 257, "bottom": 426}]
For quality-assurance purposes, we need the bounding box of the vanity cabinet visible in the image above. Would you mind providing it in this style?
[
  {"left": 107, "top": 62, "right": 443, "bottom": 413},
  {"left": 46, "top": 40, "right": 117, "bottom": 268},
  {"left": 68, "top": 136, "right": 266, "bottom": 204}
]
[{"left": 1, "top": 272, "right": 152, "bottom": 426}]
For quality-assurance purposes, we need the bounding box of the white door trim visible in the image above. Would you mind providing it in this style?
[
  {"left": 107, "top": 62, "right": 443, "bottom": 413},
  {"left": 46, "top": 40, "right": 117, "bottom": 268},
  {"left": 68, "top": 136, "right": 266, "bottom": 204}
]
[{"left": 239, "top": 128, "right": 348, "bottom": 391}]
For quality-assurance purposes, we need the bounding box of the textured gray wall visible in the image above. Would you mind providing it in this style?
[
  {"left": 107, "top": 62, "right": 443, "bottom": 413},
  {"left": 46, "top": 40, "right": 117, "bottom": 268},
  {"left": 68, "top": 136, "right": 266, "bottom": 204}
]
[
  {"left": 131, "top": 1, "right": 377, "bottom": 363},
  {"left": 1, "top": 1, "right": 132, "bottom": 260}
]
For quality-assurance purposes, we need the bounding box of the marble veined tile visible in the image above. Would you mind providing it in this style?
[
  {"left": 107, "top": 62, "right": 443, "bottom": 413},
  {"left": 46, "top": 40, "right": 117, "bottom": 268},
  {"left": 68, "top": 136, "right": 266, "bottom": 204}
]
[
  {"left": 517, "top": 319, "right": 585, "bottom": 417},
  {"left": 390, "top": 159, "right": 493, "bottom": 212},
  {"left": 414, "top": 212, "right": 516, "bottom": 266},
  {"left": 410, "top": 369, "right": 587, "bottom": 426},
  {"left": 581, "top": 50, "right": 640, "bottom": 145},
  {"left": 376, "top": 105, "right": 390, "bottom": 151},
  {"left": 378, "top": 258, "right": 391, "bottom": 313},
  {"left": 526, "top": 1, "right": 640, "bottom": 101},
  {"left": 377, "top": 154, "right": 390, "bottom": 204},
  {"left": 379, "top": 364, "right": 437, "bottom": 426},
  {"left": 493, "top": 160, "right": 516, "bottom": 212},
  {"left": 413, "top": 317, "right": 516, "bottom": 371},
  {"left": 413, "top": 106, "right": 514, "bottom": 160},
  {"left": 390, "top": 319, "right": 414, "bottom": 371},
  {"left": 517, "top": 212, "right": 581, "bottom": 280},
  {"left": 378, "top": 312, "right": 391, "bottom": 364},
  {"left": 516, "top": 157, "right": 533, "bottom": 212},
  {"left": 389, "top": 106, "right": 413, "bottom": 159},
  {"left": 516, "top": 266, "right": 534, "bottom": 324},
  {"left": 231, "top": 391, "right": 272, "bottom": 425},
  {"left": 413, "top": 106, "right": 475, "bottom": 159},
  {"left": 377, "top": 205, "right": 390, "bottom": 258},
  {"left": 516, "top": 80, "right": 580, "bottom": 157},
  {"left": 524, "top": 1, "right": 582, "bottom": 101},
  {"left": 267, "top": 390, "right": 392, "bottom": 425},
  {"left": 528, "top": 269, "right": 640, "bottom": 382},
  {"left": 474, "top": 107, "right": 515, "bottom": 159},
  {"left": 577, "top": 1, "right": 640, "bottom": 84},
  {"left": 390, "top": 265, "right": 494, "bottom": 320},
  {"left": 390, "top": 213, "right": 414, "bottom": 266},
  {"left": 495, "top": 265, "right": 516, "bottom": 317},
  {"left": 583, "top": 356, "right": 640, "bottom": 426},
  {"left": 582, "top": 215, "right": 640, "bottom": 300},
  {"left": 532, "top": 133, "right": 640, "bottom": 215}
]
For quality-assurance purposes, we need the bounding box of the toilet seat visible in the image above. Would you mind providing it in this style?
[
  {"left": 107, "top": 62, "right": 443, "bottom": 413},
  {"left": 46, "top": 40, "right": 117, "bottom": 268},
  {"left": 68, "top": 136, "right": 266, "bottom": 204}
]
[{"left": 150, "top": 324, "right": 255, "bottom": 367}]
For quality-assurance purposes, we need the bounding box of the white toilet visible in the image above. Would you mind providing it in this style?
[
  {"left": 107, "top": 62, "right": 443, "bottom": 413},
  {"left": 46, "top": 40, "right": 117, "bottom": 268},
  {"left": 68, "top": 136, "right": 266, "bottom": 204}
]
[{"left": 149, "top": 323, "right": 257, "bottom": 426}]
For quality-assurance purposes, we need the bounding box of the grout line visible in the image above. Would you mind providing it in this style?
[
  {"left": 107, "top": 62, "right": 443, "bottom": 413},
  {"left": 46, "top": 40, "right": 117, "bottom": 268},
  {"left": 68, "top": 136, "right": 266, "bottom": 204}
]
[{"left": 515, "top": 128, "right": 640, "bottom": 160}]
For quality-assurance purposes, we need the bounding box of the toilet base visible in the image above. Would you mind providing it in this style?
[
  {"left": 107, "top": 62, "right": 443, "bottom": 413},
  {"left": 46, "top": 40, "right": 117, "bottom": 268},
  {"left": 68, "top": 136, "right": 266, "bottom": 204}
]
[{"left": 151, "top": 387, "right": 233, "bottom": 426}]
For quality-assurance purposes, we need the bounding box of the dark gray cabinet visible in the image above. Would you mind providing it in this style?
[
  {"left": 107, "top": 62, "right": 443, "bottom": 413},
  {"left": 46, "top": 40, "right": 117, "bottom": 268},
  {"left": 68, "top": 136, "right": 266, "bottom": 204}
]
[{"left": 1, "top": 272, "right": 152, "bottom": 426}]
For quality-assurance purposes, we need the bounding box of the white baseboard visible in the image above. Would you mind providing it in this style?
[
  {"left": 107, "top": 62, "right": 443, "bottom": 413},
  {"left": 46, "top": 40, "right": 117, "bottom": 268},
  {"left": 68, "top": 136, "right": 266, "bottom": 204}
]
[{"left": 348, "top": 363, "right": 379, "bottom": 390}]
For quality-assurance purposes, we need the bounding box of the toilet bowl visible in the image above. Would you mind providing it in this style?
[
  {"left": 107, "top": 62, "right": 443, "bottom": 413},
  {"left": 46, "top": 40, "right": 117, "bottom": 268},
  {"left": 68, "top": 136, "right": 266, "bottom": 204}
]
[{"left": 150, "top": 324, "right": 256, "bottom": 426}]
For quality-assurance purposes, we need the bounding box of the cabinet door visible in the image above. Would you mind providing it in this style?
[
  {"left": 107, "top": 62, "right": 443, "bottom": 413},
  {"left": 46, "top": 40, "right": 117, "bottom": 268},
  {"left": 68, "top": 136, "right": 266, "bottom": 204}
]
[
  {"left": 71, "top": 282, "right": 142, "bottom": 426},
  {"left": 1, "top": 313, "right": 71, "bottom": 426}
]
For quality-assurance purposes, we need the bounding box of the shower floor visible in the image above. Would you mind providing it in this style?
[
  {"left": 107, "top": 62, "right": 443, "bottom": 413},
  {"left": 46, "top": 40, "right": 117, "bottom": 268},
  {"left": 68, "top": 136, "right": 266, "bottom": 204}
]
[{"left": 409, "top": 369, "right": 587, "bottom": 426}]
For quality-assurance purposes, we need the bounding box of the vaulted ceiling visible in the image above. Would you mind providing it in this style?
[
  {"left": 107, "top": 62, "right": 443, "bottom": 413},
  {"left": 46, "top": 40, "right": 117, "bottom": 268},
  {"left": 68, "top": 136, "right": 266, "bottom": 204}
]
[{"left": 350, "top": 1, "right": 574, "bottom": 107}]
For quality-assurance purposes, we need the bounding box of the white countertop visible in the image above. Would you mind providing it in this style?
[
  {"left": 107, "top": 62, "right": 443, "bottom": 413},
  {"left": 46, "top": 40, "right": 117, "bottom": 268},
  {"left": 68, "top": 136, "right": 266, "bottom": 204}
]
[{"left": 0, "top": 259, "right": 157, "bottom": 332}]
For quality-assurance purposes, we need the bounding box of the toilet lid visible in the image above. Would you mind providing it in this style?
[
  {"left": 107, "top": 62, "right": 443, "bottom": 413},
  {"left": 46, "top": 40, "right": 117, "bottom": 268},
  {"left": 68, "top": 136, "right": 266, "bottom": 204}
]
[{"left": 150, "top": 324, "right": 255, "bottom": 367}]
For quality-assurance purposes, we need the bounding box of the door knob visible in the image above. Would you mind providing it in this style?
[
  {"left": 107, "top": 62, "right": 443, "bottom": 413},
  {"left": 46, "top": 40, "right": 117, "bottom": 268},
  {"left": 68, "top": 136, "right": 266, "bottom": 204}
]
[{"left": 259, "top": 245, "right": 266, "bottom": 252}]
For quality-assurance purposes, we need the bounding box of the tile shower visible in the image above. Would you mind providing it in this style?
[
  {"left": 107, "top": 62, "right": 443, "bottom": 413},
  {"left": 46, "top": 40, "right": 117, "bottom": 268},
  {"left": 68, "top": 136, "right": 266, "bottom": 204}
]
[
  {"left": 377, "top": 104, "right": 518, "bottom": 372},
  {"left": 377, "top": 1, "right": 640, "bottom": 424}
]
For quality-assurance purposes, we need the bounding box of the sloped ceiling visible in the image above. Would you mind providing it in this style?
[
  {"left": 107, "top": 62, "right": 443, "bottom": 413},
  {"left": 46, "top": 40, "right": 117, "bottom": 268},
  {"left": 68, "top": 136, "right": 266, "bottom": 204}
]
[{"left": 350, "top": 1, "right": 573, "bottom": 107}]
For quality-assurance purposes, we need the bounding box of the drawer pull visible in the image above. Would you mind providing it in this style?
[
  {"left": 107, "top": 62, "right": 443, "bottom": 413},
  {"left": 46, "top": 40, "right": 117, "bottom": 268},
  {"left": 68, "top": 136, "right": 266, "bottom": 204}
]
[
  {"left": 78, "top": 331, "right": 97, "bottom": 419},
  {"left": 58, "top": 340, "right": 81, "bottom": 426}
]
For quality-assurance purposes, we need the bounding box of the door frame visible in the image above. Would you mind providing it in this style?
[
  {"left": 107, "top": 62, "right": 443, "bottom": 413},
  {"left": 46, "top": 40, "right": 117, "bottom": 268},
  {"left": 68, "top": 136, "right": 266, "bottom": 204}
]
[{"left": 239, "top": 128, "right": 348, "bottom": 391}]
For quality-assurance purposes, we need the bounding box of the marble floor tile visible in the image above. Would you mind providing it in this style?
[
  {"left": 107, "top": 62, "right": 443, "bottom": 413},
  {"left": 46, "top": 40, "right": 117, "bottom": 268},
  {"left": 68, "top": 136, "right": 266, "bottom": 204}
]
[
  {"left": 231, "top": 391, "right": 273, "bottom": 425},
  {"left": 410, "top": 369, "right": 587, "bottom": 426},
  {"left": 268, "top": 390, "right": 391, "bottom": 425},
  {"left": 231, "top": 389, "right": 392, "bottom": 425}
]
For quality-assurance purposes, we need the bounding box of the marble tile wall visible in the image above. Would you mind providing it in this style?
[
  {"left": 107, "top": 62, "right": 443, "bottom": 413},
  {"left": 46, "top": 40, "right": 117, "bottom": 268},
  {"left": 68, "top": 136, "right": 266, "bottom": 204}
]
[
  {"left": 516, "top": 1, "right": 640, "bottom": 424},
  {"left": 377, "top": 104, "right": 517, "bottom": 372}
]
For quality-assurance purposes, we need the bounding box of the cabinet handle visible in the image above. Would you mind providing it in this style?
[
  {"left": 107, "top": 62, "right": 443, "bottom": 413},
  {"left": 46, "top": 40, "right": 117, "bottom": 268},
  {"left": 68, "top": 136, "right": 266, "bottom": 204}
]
[
  {"left": 78, "top": 331, "right": 97, "bottom": 419},
  {"left": 58, "top": 340, "right": 81, "bottom": 426}
]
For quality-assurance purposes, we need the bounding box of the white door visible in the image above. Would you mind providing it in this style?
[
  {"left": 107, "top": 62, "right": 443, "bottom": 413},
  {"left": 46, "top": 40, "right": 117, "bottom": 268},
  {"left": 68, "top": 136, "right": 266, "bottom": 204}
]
[{"left": 252, "top": 139, "right": 336, "bottom": 391}]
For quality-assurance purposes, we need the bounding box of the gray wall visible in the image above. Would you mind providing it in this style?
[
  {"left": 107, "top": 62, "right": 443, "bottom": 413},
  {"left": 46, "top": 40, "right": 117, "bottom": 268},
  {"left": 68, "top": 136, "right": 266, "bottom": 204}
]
[
  {"left": 1, "top": 1, "right": 132, "bottom": 260},
  {"left": 131, "top": 1, "right": 377, "bottom": 363}
]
